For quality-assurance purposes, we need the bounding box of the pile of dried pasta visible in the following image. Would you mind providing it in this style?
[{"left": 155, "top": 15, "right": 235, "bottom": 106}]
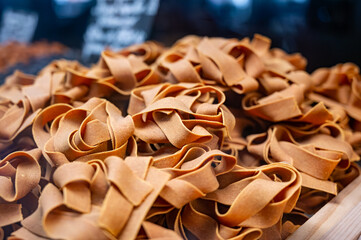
[{"left": 0, "top": 34, "right": 360, "bottom": 240}]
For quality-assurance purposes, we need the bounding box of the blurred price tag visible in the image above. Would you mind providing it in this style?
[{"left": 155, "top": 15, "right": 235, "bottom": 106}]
[
  {"left": 0, "top": 9, "right": 38, "bottom": 43},
  {"left": 82, "top": 0, "right": 159, "bottom": 62}
]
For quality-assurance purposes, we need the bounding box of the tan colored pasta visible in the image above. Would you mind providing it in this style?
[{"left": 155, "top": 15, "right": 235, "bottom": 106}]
[
  {"left": 0, "top": 149, "right": 42, "bottom": 230},
  {"left": 0, "top": 34, "right": 360, "bottom": 240},
  {"left": 129, "top": 83, "right": 235, "bottom": 149},
  {"left": 32, "top": 98, "right": 134, "bottom": 166}
]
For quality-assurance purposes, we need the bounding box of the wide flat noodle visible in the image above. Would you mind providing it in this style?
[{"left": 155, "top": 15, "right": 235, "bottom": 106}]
[
  {"left": 158, "top": 146, "right": 237, "bottom": 208},
  {"left": 169, "top": 199, "right": 263, "bottom": 240},
  {"left": 205, "top": 163, "right": 301, "bottom": 228},
  {"left": 0, "top": 149, "right": 41, "bottom": 233},
  {"left": 1, "top": 34, "right": 360, "bottom": 240},
  {"left": 129, "top": 83, "right": 235, "bottom": 149},
  {"left": 0, "top": 71, "right": 45, "bottom": 152},
  {"left": 310, "top": 63, "right": 361, "bottom": 154},
  {"left": 156, "top": 34, "right": 307, "bottom": 95},
  {"left": 32, "top": 97, "right": 135, "bottom": 166},
  {"left": 89, "top": 48, "right": 161, "bottom": 96},
  {"left": 12, "top": 156, "right": 170, "bottom": 239},
  {"left": 119, "top": 41, "right": 165, "bottom": 64},
  {"left": 247, "top": 124, "right": 358, "bottom": 194},
  {"left": 164, "top": 162, "right": 301, "bottom": 239}
]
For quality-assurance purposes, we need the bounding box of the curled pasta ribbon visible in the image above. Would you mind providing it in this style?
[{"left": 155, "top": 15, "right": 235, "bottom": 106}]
[
  {"left": 156, "top": 34, "right": 307, "bottom": 95},
  {"left": 85, "top": 49, "right": 161, "bottom": 96},
  {"left": 243, "top": 80, "right": 334, "bottom": 124},
  {"left": 139, "top": 144, "right": 235, "bottom": 220},
  {"left": 0, "top": 71, "right": 49, "bottom": 151},
  {"left": 296, "top": 166, "right": 360, "bottom": 215},
  {"left": 119, "top": 41, "right": 165, "bottom": 64},
  {"left": 38, "top": 57, "right": 158, "bottom": 106},
  {"left": 37, "top": 59, "right": 87, "bottom": 103},
  {"left": 203, "top": 163, "right": 301, "bottom": 228},
  {"left": 255, "top": 53, "right": 309, "bottom": 97},
  {"left": 157, "top": 146, "right": 236, "bottom": 208},
  {"left": 32, "top": 97, "right": 134, "bottom": 166},
  {"left": 156, "top": 35, "right": 261, "bottom": 93},
  {"left": 255, "top": 66, "right": 313, "bottom": 98},
  {"left": 311, "top": 63, "right": 360, "bottom": 108},
  {"left": 311, "top": 63, "right": 361, "bottom": 122},
  {"left": 12, "top": 156, "right": 171, "bottom": 240},
  {"left": 0, "top": 149, "right": 41, "bottom": 229},
  {"left": 170, "top": 35, "right": 202, "bottom": 53},
  {"left": 267, "top": 47, "right": 307, "bottom": 71},
  {"left": 165, "top": 163, "right": 301, "bottom": 239},
  {"left": 310, "top": 63, "right": 361, "bottom": 153},
  {"left": 247, "top": 124, "right": 359, "bottom": 194},
  {"left": 242, "top": 84, "right": 304, "bottom": 122},
  {"left": 167, "top": 199, "right": 263, "bottom": 240},
  {"left": 221, "top": 109, "right": 268, "bottom": 164},
  {"left": 37, "top": 59, "right": 113, "bottom": 105},
  {"left": 129, "top": 83, "right": 235, "bottom": 149}
]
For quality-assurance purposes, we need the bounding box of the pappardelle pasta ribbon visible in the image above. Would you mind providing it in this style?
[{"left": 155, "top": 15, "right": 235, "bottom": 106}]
[{"left": 0, "top": 34, "right": 360, "bottom": 240}]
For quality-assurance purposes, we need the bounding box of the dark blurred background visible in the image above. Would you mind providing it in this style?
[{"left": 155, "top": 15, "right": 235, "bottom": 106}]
[
  {"left": 0, "top": 0, "right": 360, "bottom": 73},
  {"left": 150, "top": 0, "right": 361, "bottom": 72}
]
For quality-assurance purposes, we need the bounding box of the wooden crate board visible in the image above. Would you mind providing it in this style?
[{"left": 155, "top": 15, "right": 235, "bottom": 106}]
[{"left": 288, "top": 175, "right": 361, "bottom": 240}]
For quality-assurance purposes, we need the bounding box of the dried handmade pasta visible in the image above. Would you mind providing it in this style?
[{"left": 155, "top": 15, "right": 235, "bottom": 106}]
[
  {"left": 156, "top": 34, "right": 307, "bottom": 95},
  {"left": 11, "top": 156, "right": 170, "bottom": 240},
  {"left": 119, "top": 41, "right": 165, "bottom": 64},
  {"left": 0, "top": 149, "right": 42, "bottom": 234},
  {"left": 164, "top": 163, "right": 301, "bottom": 239},
  {"left": 88, "top": 49, "right": 161, "bottom": 96},
  {"left": 37, "top": 59, "right": 114, "bottom": 105},
  {"left": 310, "top": 63, "right": 361, "bottom": 154},
  {"left": 247, "top": 124, "right": 359, "bottom": 194},
  {"left": 168, "top": 200, "right": 263, "bottom": 240},
  {"left": 156, "top": 146, "right": 236, "bottom": 208},
  {"left": 32, "top": 98, "right": 135, "bottom": 166},
  {"left": 129, "top": 83, "right": 235, "bottom": 149},
  {"left": 0, "top": 34, "right": 360, "bottom": 240},
  {"left": 0, "top": 71, "right": 48, "bottom": 152}
]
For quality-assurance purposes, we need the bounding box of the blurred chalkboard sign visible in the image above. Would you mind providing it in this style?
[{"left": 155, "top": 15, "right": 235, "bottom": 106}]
[
  {"left": 0, "top": 8, "right": 38, "bottom": 43},
  {"left": 82, "top": 0, "right": 159, "bottom": 62}
]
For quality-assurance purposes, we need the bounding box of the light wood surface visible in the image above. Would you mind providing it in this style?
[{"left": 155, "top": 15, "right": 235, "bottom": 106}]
[{"left": 288, "top": 175, "right": 361, "bottom": 240}]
